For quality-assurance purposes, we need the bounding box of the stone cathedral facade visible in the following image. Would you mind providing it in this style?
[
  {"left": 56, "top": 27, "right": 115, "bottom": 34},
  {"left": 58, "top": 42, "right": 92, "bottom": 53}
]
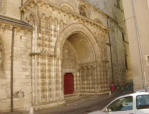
[{"left": 0, "top": 0, "right": 128, "bottom": 112}]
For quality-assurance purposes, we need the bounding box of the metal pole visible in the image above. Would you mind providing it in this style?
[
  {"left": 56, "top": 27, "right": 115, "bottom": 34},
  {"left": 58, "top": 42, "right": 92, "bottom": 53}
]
[
  {"left": 11, "top": 27, "right": 15, "bottom": 112},
  {"left": 131, "top": 0, "right": 145, "bottom": 89}
]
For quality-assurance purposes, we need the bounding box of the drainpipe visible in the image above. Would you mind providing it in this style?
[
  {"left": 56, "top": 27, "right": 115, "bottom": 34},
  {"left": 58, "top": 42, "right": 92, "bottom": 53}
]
[
  {"left": 131, "top": 0, "right": 145, "bottom": 89},
  {"left": 107, "top": 17, "right": 114, "bottom": 84},
  {"left": 11, "top": 27, "right": 15, "bottom": 112}
]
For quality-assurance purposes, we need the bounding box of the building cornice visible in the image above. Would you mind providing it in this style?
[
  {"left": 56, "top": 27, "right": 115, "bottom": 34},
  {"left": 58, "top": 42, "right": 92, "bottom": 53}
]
[{"left": 0, "top": 15, "right": 33, "bottom": 30}]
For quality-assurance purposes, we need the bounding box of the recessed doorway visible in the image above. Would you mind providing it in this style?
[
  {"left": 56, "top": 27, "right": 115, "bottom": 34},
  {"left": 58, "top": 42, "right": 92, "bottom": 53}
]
[{"left": 64, "top": 73, "right": 74, "bottom": 95}]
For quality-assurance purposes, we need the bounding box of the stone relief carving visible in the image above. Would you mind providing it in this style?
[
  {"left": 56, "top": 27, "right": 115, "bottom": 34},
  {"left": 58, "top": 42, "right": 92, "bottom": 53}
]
[
  {"left": 14, "top": 89, "right": 24, "bottom": 98},
  {"left": 60, "top": 3, "right": 74, "bottom": 13},
  {"left": 79, "top": 5, "right": 87, "bottom": 17}
]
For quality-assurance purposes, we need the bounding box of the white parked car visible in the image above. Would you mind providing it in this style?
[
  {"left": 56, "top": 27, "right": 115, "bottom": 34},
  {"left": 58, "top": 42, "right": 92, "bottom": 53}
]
[{"left": 88, "top": 92, "right": 149, "bottom": 114}]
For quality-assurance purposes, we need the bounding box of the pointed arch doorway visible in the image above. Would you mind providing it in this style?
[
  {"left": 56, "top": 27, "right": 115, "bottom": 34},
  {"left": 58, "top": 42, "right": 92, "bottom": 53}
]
[{"left": 55, "top": 23, "right": 106, "bottom": 98}]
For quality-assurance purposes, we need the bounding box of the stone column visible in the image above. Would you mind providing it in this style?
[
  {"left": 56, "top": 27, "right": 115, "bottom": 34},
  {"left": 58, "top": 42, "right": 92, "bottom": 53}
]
[
  {"left": 78, "top": 69, "right": 82, "bottom": 93},
  {"left": 51, "top": 57, "right": 56, "bottom": 101},
  {"left": 46, "top": 55, "right": 49, "bottom": 101},
  {"left": 55, "top": 58, "right": 64, "bottom": 100},
  {"left": 32, "top": 23, "right": 41, "bottom": 105},
  {"left": 80, "top": 68, "right": 84, "bottom": 92},
  {"left": 88, "top": 66, "right": 92, "bottom": 92}
]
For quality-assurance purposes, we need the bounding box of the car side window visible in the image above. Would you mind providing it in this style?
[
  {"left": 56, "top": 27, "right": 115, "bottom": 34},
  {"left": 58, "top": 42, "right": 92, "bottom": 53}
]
[
  {"left": 107, "top": 96, "right": 133, "bottom": 112},
  {"left": 136, "top": 95, "right": 149, "bottom": 109}
]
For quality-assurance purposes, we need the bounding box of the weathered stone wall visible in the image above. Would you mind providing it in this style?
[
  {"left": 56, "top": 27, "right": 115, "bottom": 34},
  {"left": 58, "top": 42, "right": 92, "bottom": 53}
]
[
  {"left": 108, "top": 21, "right": 126, "bottom": 83},
  {"left": 0, "top": 24, "right": 12, "bottom": 112},
  {"left": 122, "top": 0, "right": 149, "bottom": 90},
  {"left": 0, "top": 0, "right": 129, "bottom": 112},
  {"left": 86, "top": 0, "right": 130, "bottom": 84},
  {"left": 0, "top": 23, "right": 32, "bottom": 112}
]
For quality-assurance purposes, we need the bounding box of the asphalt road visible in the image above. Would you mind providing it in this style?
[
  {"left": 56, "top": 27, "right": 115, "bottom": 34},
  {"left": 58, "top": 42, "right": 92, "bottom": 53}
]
[
  {"left": 2, "top": 94, "right": 118, "bottom": 114},
  {"left": 35, "top": 95, "right": 117, "bottom": 114}
]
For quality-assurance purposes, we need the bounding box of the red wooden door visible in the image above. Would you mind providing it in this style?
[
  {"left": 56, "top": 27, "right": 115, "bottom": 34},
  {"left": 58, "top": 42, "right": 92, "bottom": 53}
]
[{"left": 64, "top": 73, "right": 74, "bottom": 95}]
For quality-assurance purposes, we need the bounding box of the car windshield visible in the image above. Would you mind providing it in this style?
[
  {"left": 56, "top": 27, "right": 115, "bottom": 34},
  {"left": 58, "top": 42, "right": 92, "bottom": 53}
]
[
  {"left": 107, "top": 96, "right": 133, "bottom": 112},
  {"left": 136, "top": 95, "right": 149, "bottom": 109}
]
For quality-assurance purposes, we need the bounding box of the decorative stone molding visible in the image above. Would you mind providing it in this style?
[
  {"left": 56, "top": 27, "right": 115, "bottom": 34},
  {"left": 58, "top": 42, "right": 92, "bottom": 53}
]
[
  {"left": 60, "top": 2, "right": 74, "bottom": 13},
  {"left": 79, "top": 5, "right": 89, "bottom": 18},
  {"left": 21, "top": 0, "right": 109, "bottom": 32}
]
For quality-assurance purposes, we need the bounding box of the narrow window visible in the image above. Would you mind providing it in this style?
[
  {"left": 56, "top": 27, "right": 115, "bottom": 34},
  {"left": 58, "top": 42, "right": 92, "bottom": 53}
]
[
  {"left": 20, "top": 0, "right": 24, "bottom": 20},
  {"left": 147, "top": 56, "right": 149, "bottom": 64},
  {"left": 122, "top": 32, "right": 125, "bottom": 41},
  {"left": 125, "top": 54, "right": 128, "bottom": 70},
  {"left": 145, "top": 55, "right": 149, "bottom": 65},
  {"left": 0, "top": 51, "right": 2, "bottom": 65},
  {"left": 116, "top": 0, "right": 120, "bottom": 8}
]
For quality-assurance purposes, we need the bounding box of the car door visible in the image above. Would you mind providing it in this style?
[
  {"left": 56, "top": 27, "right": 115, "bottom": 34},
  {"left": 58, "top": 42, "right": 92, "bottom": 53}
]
[
  {"left": 106, "top": 96, "right": 134, "bottom": 114},
  {"left": 136, "top": 94, "right": 149, "bottom": 114}
]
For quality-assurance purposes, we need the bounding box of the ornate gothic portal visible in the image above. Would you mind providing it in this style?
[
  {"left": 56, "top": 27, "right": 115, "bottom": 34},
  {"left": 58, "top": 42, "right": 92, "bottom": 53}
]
[
  {"left": 21, "top": 0, "right": 110, "bottom": 109},
  {"left": 0, "top": 0, "right": 129, "bottom": 112},
  {"left": 62, "top": 33, "right": 97, "bottom": 95}
]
